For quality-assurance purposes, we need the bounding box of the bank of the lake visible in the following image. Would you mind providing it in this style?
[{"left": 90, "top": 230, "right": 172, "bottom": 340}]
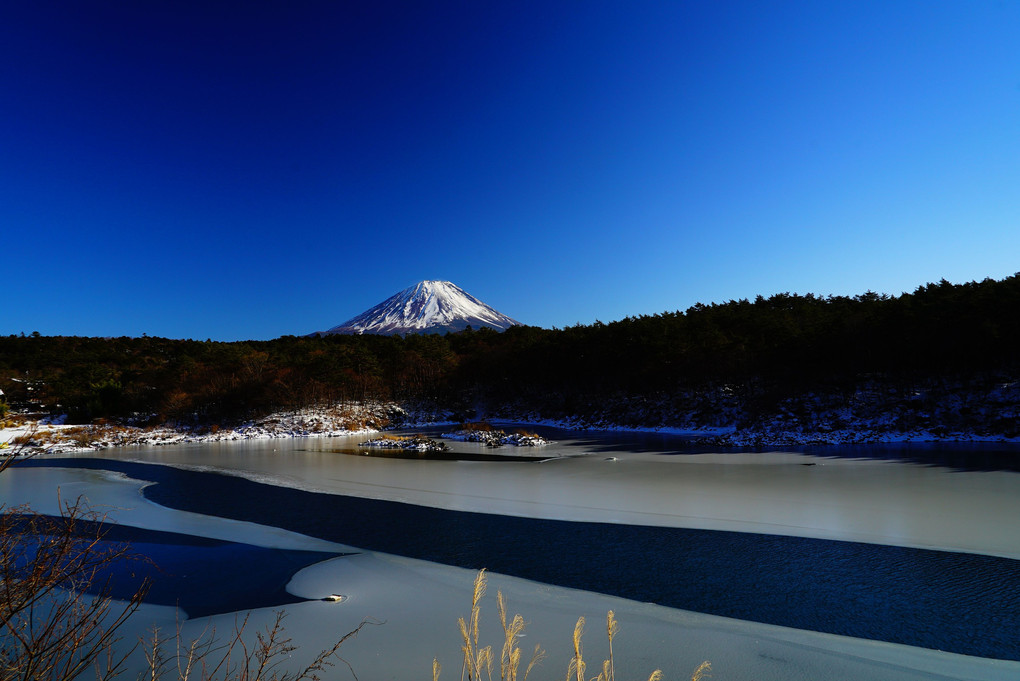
[{"left": 3, "top": 385, "right": 1019, "bottom": 458}]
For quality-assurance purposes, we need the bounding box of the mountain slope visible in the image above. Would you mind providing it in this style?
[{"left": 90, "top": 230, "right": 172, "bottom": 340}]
[{"left": 316, "top": 280, "right": 521, "bottom": 336}]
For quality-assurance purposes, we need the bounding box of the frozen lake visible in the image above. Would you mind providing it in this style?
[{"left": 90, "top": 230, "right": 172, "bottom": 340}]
[{"left": 4, "top": 427, "right": 1020, "bottom": 680}]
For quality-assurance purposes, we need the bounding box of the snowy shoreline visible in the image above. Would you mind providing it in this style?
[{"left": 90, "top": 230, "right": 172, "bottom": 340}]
[
  {"left": 490, "top": 414, "right": 1020, "bottom": 447},
  {"left": 0, "top": 405, "right": 391, "bottom": 455},
  {"left": 4, "top": 400, "right": 1020, "bottom": 457},
  {"left": 482, "top": 377, "right": 1020, "bottom": 447}
]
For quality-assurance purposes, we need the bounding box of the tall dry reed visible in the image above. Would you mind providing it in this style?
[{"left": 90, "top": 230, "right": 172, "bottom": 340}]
[{"left": 436, "top": 570, "right": 710, "bottom": 681}]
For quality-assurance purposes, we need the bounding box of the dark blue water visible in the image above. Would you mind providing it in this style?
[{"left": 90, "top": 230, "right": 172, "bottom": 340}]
[
  {"left": 21, "top": 457, "right": 1020, "bottom": 661},
  {"left": 4, "top": 513, "right": 344, "bottom": 618}
]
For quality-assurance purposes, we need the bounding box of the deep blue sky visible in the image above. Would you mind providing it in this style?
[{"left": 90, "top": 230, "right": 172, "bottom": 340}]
[{"left": 3, "top": 1, "right": 1018, "bottom": 340}]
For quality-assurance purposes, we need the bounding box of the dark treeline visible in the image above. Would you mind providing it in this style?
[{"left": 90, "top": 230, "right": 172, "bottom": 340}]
[{"left": 2, "top": 275, "right": 1018, "bottom": 425}]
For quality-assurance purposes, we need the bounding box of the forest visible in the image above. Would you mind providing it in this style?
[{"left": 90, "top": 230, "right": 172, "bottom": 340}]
[{"left": 2, "top": 274, "right": 1018, "bottom": 430}]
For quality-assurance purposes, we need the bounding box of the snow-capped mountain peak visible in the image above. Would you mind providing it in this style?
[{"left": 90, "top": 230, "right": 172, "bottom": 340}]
[{"left": 315, "top": 281, "right": 521, "bottom": 336}]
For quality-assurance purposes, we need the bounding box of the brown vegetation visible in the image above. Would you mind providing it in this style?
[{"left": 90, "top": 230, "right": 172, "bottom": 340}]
[
  {"left": 332, "top": 405, "right": 390, "bottom": 432},
  {"left": 436, "top": 570, "right": 710, "bottom": 681},
  {"left": 458, "top": 422, "right": 495, "bottom": 432}
]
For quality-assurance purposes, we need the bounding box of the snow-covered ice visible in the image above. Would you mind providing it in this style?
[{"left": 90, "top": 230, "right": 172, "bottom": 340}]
[{"left": 4, "top": 448, "right": 1019, "bottom": 681}]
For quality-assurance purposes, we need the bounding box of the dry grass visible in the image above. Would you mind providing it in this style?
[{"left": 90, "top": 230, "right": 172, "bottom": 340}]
[
  {"left": 6, "top": 423, "right": 175, "bottom": 451},
  {"left": 444, "top": 569, "right": 543, "bottom": 681},
  {"left": 65, "top": 427, "right": 96, "bottom": 449},
  {"left": 10, "top": 433, "right": 40, "bottom": 447},
  {"left": 0, "top": 413, "right": 26, "bottom": 430},
  {"left": 497, "top": 591, "right": 543, "bottom": 681},
  {"left": 458, "top": 422, "right": 495, "bottom": 433},
  {"left": 437, "top": 570, "right": 709, "bottom": 681},
  {"left": 690, "top": 661, "right": 712, "bottom": 681},
  {"left": 65, "top": 425, "right": 140, "bottom": 449},
  {"left": 332, "top": 405, "right": 391, "bottom": 432}
]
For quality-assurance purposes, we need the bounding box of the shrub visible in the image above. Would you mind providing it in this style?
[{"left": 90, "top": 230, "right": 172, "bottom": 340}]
[
  {"left": 1, "top": 498, "right": 150, "bottom": 680},
  {"left": 65, "top": 426, "right": 96, "bottom": 449},
  {"left": 459, "top": 422, "right": 495, "bottom": 432}
]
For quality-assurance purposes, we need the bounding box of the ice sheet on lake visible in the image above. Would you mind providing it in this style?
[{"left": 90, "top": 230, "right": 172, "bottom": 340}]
[
  {"left": 5, "top": 456, "right": 1020, "bottom": 680},
  {"left": 76, "top": 434, "right": 1020, "bottom": 560}
]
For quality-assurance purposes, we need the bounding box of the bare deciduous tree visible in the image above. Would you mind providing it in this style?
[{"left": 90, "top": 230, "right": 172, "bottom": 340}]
[
  {"left": 1, "top": 497, "right": 148, "bottom": 681},
  {"left": 2, "top": 435, "right": 369, "bottom": 681}
]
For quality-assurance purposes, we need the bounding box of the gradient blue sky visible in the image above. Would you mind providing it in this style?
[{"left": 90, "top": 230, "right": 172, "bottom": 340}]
[{"left": 3, "top": 1, "right": 1018, "bottom": 340}]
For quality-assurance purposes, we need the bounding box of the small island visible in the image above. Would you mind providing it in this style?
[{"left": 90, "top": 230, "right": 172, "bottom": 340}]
[
  {"left": 359, "top": 434, "right": 449, "bottom": 452},
  {"left": 441, "top": 423, "right": 548, "bottom": 447}
]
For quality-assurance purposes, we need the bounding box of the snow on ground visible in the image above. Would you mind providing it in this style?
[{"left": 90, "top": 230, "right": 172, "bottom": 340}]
[
  {"left": 473, "top": 411, "right": 1020, "bottom": 446},
  {"left": 441, "top": 426, "right": 548, "bottom": 446},
  {"left": 0, "top": 403, "right": 393, "bottom": 454},
  {"left": 3, "top": 389, "right": 1018, "bottom": 459}
]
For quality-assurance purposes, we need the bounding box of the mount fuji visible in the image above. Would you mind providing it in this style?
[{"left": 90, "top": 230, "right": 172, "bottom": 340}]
[{"left": 314, "top": 281, "right": 522, "bottom": 336}]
